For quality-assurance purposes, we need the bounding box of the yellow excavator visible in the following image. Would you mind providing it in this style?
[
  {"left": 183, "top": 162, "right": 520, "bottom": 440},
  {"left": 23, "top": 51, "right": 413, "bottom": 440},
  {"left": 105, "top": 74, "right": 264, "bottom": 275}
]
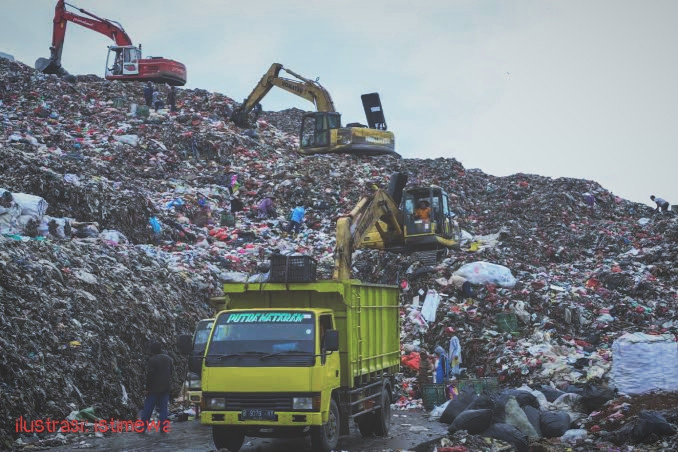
[
  {"left": 334, "top": 173, "right": 460, "bottom": 280},
  {"left": 230, "top": 63, "right": 399, "bottom": 157}
]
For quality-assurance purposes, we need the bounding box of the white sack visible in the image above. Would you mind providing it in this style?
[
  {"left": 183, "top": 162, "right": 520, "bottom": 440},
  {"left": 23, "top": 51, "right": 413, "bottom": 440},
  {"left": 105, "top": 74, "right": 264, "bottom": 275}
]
[
  {"left": 421, "top": 289, "right": 440, "bottom": 322},
  {"left": 454, "top": 261, "right": 517, "bottom": 288},
  {"left": 611, "top": 332, "right": 678, "bottom": 394}
]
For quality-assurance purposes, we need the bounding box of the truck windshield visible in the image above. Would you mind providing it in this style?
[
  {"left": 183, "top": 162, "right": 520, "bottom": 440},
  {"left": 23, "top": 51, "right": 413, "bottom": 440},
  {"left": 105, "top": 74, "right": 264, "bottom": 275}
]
[
  {"left": 206, "top": 311, "right": 315, "bottom": 365},
  {"left": 193, "top": 320, "right": 214, "bottom": 354}
]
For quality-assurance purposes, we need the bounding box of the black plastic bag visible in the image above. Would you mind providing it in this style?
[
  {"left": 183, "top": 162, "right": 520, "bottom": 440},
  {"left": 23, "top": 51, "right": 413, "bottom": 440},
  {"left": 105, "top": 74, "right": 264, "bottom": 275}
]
[
  {"left": 521, "top": 405, "right": 542, "bottom": 437},
  {"left": 439, "top": 389, "right": 476, "bottom": 424},
  {"left": 540, "top": 410, "right": 571, "bottom": 438},
  {"left": 482, "top": 423, "right": 529, "bottom": 452},
  {"left": 580, "top": 384, "right": 616, "bottom": 413},
  {"left": 538, "top": 385, "right": 565, "bottom": 402},
  {"left": 448, "top": 409, "right": 493, "bottom": 434},
  {"left": 608, "top": 413, "right": 676, "bottom": 445},
  {"left": 638, "top": 411, "right": 676, "bottom": 436},
  {"left": 465, "top": 394, "right": 496, "bottom": 411},
  {"left": 497, "top": 389, "right": 539, "bottom": 409}
]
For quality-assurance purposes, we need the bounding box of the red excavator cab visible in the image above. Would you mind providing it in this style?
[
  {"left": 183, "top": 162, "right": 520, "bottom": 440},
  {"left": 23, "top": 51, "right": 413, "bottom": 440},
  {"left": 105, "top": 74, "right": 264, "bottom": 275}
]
[{"left": 105, "top": 46, "right": 186, "bottom": 86}]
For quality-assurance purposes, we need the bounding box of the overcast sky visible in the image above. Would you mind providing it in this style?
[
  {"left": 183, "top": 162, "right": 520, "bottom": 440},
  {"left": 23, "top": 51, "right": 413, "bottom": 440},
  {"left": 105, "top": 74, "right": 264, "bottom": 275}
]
[{"left": 2, "top": 0, "right": 676, "bottom": 206}]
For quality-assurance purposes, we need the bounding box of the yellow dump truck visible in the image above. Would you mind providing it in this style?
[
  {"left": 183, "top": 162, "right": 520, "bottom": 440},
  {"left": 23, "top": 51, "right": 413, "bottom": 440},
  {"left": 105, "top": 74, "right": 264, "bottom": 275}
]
[{"left": 188, "top": 278, "right": 400, "bottom": 452}]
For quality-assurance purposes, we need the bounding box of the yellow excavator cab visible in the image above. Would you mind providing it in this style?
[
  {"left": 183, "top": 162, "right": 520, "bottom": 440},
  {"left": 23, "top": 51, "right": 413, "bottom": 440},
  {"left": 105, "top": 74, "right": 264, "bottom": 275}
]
[{"left": 401, "top": 187, "right": 461, "bottom": 251}]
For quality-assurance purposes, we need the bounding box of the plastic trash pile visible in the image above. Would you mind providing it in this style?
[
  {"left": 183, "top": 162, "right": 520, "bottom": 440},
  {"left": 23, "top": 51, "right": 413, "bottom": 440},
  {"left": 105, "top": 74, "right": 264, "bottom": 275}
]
[{"left": 1, "top": 56, "right": 677, "bottom": 449}]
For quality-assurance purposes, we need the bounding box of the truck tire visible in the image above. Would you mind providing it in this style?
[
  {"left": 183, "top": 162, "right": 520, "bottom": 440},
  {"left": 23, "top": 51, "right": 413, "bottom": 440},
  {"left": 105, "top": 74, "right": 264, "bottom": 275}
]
[
  {"left": 373, "top": 387, "right": 392, "bottom": 436},
  {"left": 212, "top": 426, "right": 245, "bottom": 452},
  {"left": 310, "top": 398, "right": 340, "bottom": 452},
  {"left": 356, "top": 414, "right": 375, "bottom": 437}
]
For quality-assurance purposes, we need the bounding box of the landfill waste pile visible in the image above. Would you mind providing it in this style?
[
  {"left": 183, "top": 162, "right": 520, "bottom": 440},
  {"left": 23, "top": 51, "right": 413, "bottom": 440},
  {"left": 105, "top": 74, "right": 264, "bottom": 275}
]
[{"left": 1, "top": 56, "right": 677, "bottom": 450}]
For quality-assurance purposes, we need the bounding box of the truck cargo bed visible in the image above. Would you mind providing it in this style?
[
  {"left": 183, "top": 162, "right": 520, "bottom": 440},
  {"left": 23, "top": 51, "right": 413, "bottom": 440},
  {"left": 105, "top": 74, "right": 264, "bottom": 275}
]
[{"left": 215, "top": 280, "right": 400, "bottom": 388}]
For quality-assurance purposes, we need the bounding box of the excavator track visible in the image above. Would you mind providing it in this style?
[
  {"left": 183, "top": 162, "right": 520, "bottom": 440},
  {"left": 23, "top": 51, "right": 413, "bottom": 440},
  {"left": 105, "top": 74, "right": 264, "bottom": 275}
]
[{"left": 410, "top": 250, "right": 439, "bottom": 266}]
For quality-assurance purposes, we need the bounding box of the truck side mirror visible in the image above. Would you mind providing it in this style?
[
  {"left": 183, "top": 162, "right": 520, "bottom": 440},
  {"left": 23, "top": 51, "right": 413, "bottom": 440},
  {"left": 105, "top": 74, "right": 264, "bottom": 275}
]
[
  {"left": 188, "top": 355, "right": 203, "bottom": 376},
  {"left": 323, "top": 330, "right": 339, "bottom": 352},
  {"left": 177, "top": 334, "right": 193, "bottom": 355}
]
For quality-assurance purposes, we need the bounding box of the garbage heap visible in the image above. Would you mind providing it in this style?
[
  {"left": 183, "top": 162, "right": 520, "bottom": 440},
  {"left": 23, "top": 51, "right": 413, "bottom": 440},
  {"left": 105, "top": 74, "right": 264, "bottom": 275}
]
[{"left": 1, "top": 56, "right": 677, "bottom": 449}]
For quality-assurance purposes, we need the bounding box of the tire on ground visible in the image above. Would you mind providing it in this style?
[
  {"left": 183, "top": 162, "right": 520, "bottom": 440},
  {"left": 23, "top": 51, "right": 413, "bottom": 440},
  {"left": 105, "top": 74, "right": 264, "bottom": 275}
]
[
  {"left": 374, "top": 387, "right": 392, "bottom": 436},
  {"left": 212, "top": 426, "right": 245, "bottom": 452},
  {"left": 311, "top": 398, "right": 340, "bottom": 452},
  {"left": 356, "top": 413, "right": 375, "bottom": 437}
]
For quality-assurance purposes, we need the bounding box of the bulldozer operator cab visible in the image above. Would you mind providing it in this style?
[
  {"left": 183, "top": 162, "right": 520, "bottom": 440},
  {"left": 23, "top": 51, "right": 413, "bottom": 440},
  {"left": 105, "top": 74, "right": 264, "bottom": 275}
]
[
  {"left": 300, "top": 112, "right": 341, "bottom": 149},
  {"left": 106, "top": 45, "right": 140, "bottom": 76},
  {"left": 402, "top": 187, "right": 459, "bottom": 250}
]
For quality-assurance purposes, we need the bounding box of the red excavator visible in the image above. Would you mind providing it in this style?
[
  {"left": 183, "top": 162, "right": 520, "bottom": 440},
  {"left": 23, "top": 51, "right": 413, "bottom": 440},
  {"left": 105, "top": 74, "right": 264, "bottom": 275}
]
[{"left": 36, "top": 0, "right": 187, "bottom": 86}]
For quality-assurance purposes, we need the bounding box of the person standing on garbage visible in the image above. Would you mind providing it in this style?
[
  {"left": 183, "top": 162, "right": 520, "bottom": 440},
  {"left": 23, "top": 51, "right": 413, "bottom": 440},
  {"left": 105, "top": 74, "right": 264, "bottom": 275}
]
[
  {"left": 650, "top": 195, "right": 670, "bottom": 213},
  {"left": 256, "top": 195, "right": 276, "bottom": 219},
  {"left": 253, "top": 102, "right": 263, "bottom": 121},
  {"left": 143, "top": 82, "right": 154, "bottom": 107},
  {"left": 140, "top": 342, "right": 173, "bottom": 433},
  {"left": 434, "top": 345, "right": 450, "bottom": 384},
  {"left": 152, "top": 90, "right": 164, "bottom": 112},
  {"left": 286, "top": 202, "right": 306, "bottom": 234},
  {"left": 417, "top": 350, "right": 432, "bottom": 393},
  {"left": 168, "top": 86, "right": 177, "bottom": 113}
]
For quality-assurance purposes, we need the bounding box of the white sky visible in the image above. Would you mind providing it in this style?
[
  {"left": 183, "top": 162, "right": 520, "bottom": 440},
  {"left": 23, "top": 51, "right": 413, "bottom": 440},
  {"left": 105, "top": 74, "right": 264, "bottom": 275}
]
[{"left": 2, "top": 0, "right": 676, "bottom": 206}]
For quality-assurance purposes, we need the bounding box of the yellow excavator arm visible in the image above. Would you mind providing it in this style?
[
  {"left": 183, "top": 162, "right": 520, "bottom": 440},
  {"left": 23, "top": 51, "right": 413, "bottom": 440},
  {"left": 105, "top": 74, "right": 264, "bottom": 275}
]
[
  {"left": 231, "top": 63, "right": 335, "bottom": 127},
  {"left": 333, "top": 188, "right": 404, "bottom": 281}
]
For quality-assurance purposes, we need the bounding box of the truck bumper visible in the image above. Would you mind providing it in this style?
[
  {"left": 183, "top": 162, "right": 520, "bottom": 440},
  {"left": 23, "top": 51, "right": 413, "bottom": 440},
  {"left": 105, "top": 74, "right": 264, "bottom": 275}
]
[{"left": 201, "top": 411, "right": 324, "bottom": 426}]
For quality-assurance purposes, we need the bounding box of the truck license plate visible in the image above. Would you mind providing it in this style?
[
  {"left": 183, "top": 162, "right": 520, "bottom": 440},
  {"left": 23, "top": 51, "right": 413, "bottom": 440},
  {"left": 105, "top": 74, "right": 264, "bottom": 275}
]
[{"left": 241, "top": 409, "right": 276, "bottom": 421}]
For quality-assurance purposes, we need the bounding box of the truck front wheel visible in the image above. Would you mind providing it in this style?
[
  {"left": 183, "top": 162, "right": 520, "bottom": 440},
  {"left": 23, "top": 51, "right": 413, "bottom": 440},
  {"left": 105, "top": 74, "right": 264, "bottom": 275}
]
[
  {"left": 310, "top": 398, "right": 340, "bottom": 452},
  {"left": 373, "top": 387, "right": 391, "bottom": 436},
  {"left": 212, "top": 426, "right": 245, "bottom": 452}
]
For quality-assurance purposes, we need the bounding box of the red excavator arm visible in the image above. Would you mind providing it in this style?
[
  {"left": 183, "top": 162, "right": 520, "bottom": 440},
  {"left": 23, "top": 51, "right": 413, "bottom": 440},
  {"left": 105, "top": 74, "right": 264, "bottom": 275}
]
[{"left": 36, "top": 0, "right": 186, "bottom": 86}]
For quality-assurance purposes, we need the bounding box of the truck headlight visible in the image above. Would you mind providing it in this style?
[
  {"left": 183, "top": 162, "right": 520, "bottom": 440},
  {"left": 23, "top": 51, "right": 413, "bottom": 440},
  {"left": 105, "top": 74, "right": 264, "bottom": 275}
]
[
  {"left": 292, "top": 397, "right": 313, "bottom": 410},
  {"left": 206, "top": 397, "right": 226, "bottom": 410},
  {"left": 186, "top": 372, "right": 201, "bottom": 390}
]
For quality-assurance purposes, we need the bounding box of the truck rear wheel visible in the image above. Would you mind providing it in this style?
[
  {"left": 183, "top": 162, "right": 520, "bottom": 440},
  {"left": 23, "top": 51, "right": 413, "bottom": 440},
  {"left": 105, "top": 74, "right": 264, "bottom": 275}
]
[
  {"left": 212, "top": 426, "right": 245, "bottom": 452},
  {"left": 373, "top": 387, "right": 392, "bottom": 436},
  {"left": 356, "top": 414, "right": 375, "bottom": 437},
  {"left": 310, "top": 398, "right": 340, "bottom": 452}
]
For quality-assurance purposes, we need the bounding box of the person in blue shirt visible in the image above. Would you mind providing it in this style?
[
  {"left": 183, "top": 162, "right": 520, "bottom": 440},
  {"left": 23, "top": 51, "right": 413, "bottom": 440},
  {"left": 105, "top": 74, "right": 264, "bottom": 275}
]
[
  {"left": 434, "top": 345, "right": 449, "bottom": 384},
  {"left": 287, "top": 203, "right": 306, "bottom": 234}
]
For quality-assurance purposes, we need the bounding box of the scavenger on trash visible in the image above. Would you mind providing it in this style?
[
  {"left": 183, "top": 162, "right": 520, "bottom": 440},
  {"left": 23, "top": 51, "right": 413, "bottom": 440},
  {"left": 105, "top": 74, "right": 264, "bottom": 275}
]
[
  {"left": 449, "top": 274, "right": 473, "bottom": 298},
  {"left": 414, "top": 200, "right": 431, "bottom": 220},
  {"left": 140, "top": 342, "right": 173, "bottom": 433},
  {"left": 286, "top": 202, "right": 306, "bottom": 234},
  {"left": 434, "top": 345, "right": 450, "bottom": 384},
  {"left": 168, "top": 85, "right": 177, "bottom": 113},
  {"left": 256, "top": 195, "right": 276, "bottom": 219},
  {"left": 152, "top": 90, "right": 164, "bottom": 112},
  {"left": 143, "top": 82, "right": 154, "bottom": 107},
  {"left": 650, "top": 195, "right": 670, "bottom": 213}
]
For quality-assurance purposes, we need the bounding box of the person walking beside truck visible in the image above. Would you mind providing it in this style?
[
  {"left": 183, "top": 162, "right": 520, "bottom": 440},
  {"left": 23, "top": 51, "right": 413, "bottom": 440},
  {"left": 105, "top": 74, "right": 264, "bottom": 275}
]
[
  {"left": 139, "top": 342, "right": 173, "bottom": 433},
  {"left": 650, "top": 195, "right": 670, "bottom": 213}
]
